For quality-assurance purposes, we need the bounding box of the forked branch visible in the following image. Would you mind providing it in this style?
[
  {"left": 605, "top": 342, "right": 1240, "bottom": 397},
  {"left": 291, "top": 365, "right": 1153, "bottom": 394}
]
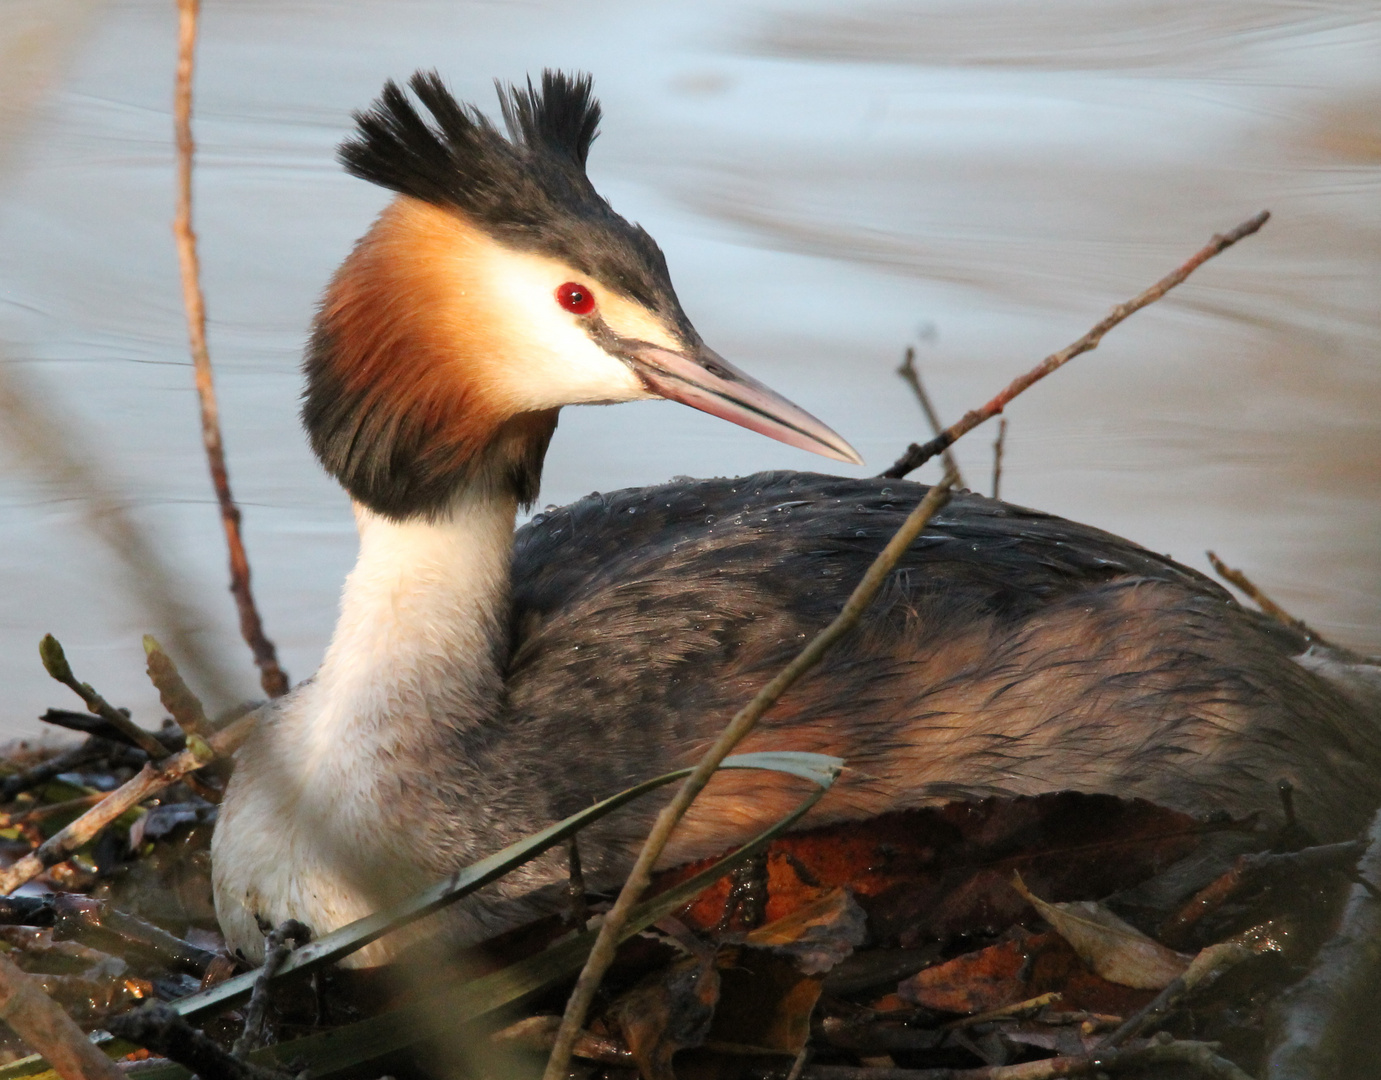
[
  {"left": 882, "top": 211, "right": 1270, "bottom": 479},
  {"left": 896, "top": 347, "right": 964, "bottom": 486}
]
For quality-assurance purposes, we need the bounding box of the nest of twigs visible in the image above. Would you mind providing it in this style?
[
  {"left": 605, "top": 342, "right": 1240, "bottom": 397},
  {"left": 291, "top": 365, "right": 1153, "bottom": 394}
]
[{"left": 0, "top": 709, "right": 1376, "bottom": 1080}]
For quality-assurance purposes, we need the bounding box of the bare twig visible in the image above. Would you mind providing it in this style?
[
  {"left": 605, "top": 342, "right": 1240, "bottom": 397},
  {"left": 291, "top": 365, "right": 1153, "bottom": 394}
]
[
  {"left": 543, "top": 471, "right": 958, "bottom": 1080},
  {"left": 38, "top": 635, "right": 168, "bottom": 760},
  {"left": 1205, "top": 551, "right": 1331, "bottom": 647},
  {"left": 1098, "top": 977, "right": 1186, "bottom": 1051},
  {"left": 0, "top": 947, "right": 123, "bottom": 1080},
  {"left": 109, "top": 1002, "right": 288, "bottom": 1080},
  {"left": 0, "top": 361, "right": 239, "bottom": 706},
  {"left": 232, "top": 919, "right": 310, "bottom": 1056},
  {"left": 38, "top": 710, "right": 179, "bottom": 753},
  {"left": 990, "top": 418, "right": 1007, "bottom": 500},
  {"left": 0, "top": 711, "right": 257, "bottom": 895},
  {"left": 491, "top": 1015, "right": 636, "bottom": 1067},
  {"left": 819, "top": 1016, "right": 941, "bottom": 1054},
  {"left": 1099, "top": 933, "right": 1262, "bottom": 1051},
  {"left": 882, "top": 212, "right": 1270, "bottom": 479},
  {"left": 943, "top": 992, "right": 1060, "bottom": 1031},
  {"left": 173, "top": 0, "right": 287, "bottom": 699},
  {"left": 0, "top": 897, "right": 56, "bottom": 927},
  {"left": 0, "top": 738, "right": 134, "bottom": 803},
  {"left": 897, "top": 347, "right": 964, "bottom": 487},
  {"left": 0, "top": 793, "right": 105, "bottom": 830}
]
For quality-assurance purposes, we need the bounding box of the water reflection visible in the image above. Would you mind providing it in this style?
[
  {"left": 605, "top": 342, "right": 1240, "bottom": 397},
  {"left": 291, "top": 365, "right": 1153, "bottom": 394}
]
[{"left": 0, "top": 0, "right": 1376, "bottom": 735}]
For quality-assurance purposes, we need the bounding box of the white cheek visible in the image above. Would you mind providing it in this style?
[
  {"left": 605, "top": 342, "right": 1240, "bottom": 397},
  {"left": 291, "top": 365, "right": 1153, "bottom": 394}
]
[
  {"left": 524, "top": 316, "right": 650, "bottom": 407},
  {"left": 483, "top": 255, "right": 651, "bottom": 409}
]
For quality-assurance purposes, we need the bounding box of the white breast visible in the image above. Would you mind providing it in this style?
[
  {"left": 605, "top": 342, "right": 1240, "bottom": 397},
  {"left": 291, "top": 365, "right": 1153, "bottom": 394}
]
[{"left": 212, "top": 493, "right": 519, "bottom": 965}]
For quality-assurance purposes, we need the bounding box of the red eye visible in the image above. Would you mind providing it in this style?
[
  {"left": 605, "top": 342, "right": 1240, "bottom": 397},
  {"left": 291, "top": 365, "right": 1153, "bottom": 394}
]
[{"left": 556, "top": 281, "right": 596, "bottom": 316}]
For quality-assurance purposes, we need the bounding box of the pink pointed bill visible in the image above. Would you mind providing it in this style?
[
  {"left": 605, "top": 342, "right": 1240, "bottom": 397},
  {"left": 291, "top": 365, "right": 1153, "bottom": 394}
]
[{"left": 628, "top": 345, "right": 864, "bottom": 466}]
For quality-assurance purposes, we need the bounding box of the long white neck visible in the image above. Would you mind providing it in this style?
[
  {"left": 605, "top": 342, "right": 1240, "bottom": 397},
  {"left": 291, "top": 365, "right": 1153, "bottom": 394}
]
[
  {"left": 302, "top": 494, "right": 518, "bottom": 777},
  {"left": 213, "top": 491, "right": 522, "bottom": 961}
]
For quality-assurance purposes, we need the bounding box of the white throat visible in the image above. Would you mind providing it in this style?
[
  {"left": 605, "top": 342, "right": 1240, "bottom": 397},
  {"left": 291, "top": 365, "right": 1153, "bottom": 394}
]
[
  {"left": 213, "top": 492, "right": 519, "bottom": 962},
  {"left": 303, "top": 495, "right": 517, "bottom": 773}
]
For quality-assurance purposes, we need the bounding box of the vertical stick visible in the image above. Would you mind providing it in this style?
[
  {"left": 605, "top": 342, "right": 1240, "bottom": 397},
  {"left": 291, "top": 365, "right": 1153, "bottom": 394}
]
[
  {"left": 173, "top": 0, "right": 288, "bottom": 698},
  {"left": 896, "top": 347, "right": 965, "bottom": 488},
  {"left": 991, "top": 417, "right": 1007, "bottom": 500}
]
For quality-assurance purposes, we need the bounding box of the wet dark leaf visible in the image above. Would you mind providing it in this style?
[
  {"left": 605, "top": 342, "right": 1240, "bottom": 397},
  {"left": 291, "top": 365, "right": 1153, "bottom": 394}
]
[
  {"left": 898, "top": 930, "right": 1157, "bottom": 1017},
  {"left": 710, "top": 949, "right": 820, "bottom": 1056},
  {"left": 611, "top": 952, "right": 720, "bottom": 1080},
  {"left": 741, "top": 888, "right": 866, "bottom": 975}
]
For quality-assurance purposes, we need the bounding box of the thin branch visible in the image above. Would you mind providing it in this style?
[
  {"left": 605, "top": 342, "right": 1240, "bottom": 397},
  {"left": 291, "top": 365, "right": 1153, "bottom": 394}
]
[
  {"left": 1205, "top": 551, "right": 1331, "bottom": 647},
  {"left": 1266, "top": 807, "right": 1381, "bottom": 1077},
  {"left": 38, "top": 635, "right": 168, "bottom": 760},
  {"left": 0, "top": 360, "right": 240, "bottom": 706},
  {"left": 174, "top": 0, "right": 287, "bottom": 698},
  {"left": 0, "top": 738, "right": 135, "bottom": 804},
  {"left": 543, "top": 471, "right": 959, "bottom": 1080},
  {"left": 491, "top": 1016, "right": 636, "bottom": 1067},
  {"left": 1098, "top": 977, "right": 1186, "bottom": 1051},
  {"left": 0, "top": 948, "right": 124, "bottom": 1080},
  {"left": 0, "top": 793, "right": 105, "bottom": 830},
  {"left": 108, "top": 1003, "right": 287, "bottom": 1080},
  {"left": 231, "top": 920, "right": 310, "bottom": 1056},
  {"left": 882, "top": 212, "right": 1270, "bottom": 479},
  {"left": 1161, "top": 840, "right": 1365, "bottom": 946},
  {"left": 0, "top": 711, "right": 257, "bottom": 895},
  {"left": 942, "top": 992, "right": 1060, "bottom": 1031},
  {"left": 896, "top": 347, "right": 965, "bottom": 487},
  {"left": 990, "top": 418, "right": 1007, "bottom": 500}
]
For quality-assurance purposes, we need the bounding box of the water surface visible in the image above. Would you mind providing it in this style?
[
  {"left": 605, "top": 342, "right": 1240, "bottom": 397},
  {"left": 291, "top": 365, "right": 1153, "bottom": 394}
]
[{"left": 0, "top": 0, "right": 1376, "bottom": 734}]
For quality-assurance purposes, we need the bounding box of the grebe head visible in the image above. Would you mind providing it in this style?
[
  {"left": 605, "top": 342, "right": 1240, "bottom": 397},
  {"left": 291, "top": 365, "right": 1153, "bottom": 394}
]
[{"left": 302, "top": 70, "right": 861, "bottom": 521}]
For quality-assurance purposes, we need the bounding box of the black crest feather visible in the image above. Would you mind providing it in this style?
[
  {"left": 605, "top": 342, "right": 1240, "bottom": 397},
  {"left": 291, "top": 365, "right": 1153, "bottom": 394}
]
[
  {"left": 339, "top": 70, "right": 682, "bottom": 315},
  {"left": 497, "top": 71, "right": 602, "bottom": 167},
  {"left": 307, "top": 71, "right": 700, "bottom": 519}
]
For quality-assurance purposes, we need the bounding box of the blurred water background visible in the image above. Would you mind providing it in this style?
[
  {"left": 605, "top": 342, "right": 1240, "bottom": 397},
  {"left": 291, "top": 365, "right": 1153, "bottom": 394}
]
[{"left": 0, "top": 0, "right": 1377, "bottom": 736}]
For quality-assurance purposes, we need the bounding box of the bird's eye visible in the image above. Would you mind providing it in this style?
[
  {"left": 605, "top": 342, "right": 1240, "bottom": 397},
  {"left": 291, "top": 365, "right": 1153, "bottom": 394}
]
[{"left": 555, "top": 282, "right": 596, "bottom": 316}]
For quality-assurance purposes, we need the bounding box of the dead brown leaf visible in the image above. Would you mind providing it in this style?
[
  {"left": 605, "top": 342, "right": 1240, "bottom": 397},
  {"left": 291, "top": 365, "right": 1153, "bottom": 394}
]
[
  {"left": 665, "top": 793, "right": 1210, "bottom": 945},
  {"left": 1012, "top": 872, "right": 1190, "bottom": 990},
  {"left": 742, "top": 888, "right": 866, "bottom": 975},
  {"left": 898, "top": 933, "right": 1031, "bottom": 1014},
  {"left": 610, "top": 950, "right": 720, "bottom": 1080}
]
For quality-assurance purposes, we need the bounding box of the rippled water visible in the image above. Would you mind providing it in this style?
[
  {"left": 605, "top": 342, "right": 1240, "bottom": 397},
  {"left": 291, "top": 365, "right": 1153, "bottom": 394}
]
[{"left": 0, "top": 0, "right": 1377, "bottom": 735}]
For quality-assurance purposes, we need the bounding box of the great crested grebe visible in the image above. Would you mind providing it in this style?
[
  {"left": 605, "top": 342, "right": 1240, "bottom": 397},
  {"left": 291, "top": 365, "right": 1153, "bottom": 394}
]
[{"left": 212, "top": 71, "right": 1381, "bottom": 964}]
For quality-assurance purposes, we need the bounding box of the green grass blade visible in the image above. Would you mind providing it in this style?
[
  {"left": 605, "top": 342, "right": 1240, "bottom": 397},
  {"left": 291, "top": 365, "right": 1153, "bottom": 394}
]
[{"left": 175, "top": 750, "right": 840, "bottom": 1021}]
